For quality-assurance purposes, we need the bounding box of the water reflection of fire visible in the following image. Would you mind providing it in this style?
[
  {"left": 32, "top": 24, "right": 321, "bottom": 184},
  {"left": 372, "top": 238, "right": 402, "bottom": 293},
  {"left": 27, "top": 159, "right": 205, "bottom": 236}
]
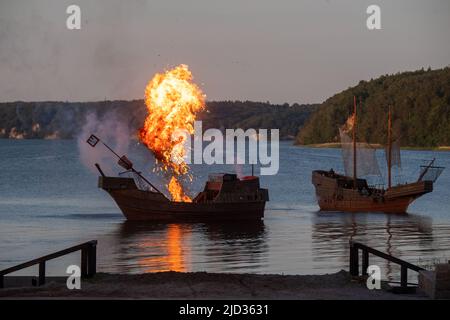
[
  {"left": 139, "top": 64, "right": 206, "bottom": 202},
  {"left": 166, "top": 224, "right": 186, "bottom": 272},
  {"left": 138, "top": 224, "right": 190, "bottom": 272}
]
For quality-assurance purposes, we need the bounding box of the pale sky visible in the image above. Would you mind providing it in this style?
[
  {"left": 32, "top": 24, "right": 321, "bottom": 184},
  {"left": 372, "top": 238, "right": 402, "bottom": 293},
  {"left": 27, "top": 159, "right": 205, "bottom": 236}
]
[{"left": 0, "top": 0, "right": 449, "bottom": 104}]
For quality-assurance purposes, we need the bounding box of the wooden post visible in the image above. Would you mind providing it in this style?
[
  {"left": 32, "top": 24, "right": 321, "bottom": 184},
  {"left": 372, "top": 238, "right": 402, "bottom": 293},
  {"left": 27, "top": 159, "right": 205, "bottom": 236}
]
[
  {"left": 349, "top": 242, "right": 359, "bottom": 276},
  {"left": 349, "top": 243, "right": 354, "bottom": 275},
  {"left": 0, "top": 275, "right": 3, "bottom": 289},
  {"left": 38, "top": 261, "right": 46, "bottom": 286},
  {"left": 387, "top": 106, "right": 392, "bottom": 189},
  {"left": 362, "top": 250, "right": 369, "bottom": 276},
  {"left": 401, "top": 265, "right": 408, "bottom": 288},
  {"left": 87, "top": 242, "right": 97, "bottom": 277},
  {"left": 81, "top": 247, "right": 88, "bottom": 278},
  {"left": 353, "top": 96, "right": 357, "bottom": 189}
]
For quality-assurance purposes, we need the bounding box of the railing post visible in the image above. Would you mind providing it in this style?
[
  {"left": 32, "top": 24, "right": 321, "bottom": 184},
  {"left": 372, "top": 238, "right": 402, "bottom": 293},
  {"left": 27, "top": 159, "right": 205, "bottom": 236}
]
[
  {"left": 0, "top": 275, "right": 3, "bottom": 289},
  {"left": 81, "top": 247, "right": 88, "bottom": 278},
  {"left": 87, "top": 241, "right": 97, "bottom": 277},
  {"left": 38, "top": 261, "right": 46, "bottom": 286},
  {"left": 401, "top": 265, "right": 408, "bottom": 288},
  {"left": 362, "top": 249, "right": 369, "bottom": 276},
  {"left": 349, "top": 242, "right": 359, "bottom": 276},
  {"left": 349, "top": 242, "right": 354, "bottom": 275}
]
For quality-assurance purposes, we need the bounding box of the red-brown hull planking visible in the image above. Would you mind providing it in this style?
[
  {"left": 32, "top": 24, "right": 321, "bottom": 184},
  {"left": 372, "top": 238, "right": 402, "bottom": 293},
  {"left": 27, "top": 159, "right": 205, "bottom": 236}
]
[
  {"left": 99, "top": 175, "right": 268, "bottom": 221},
  {"left": 109, "top": 189, "right": 266, "bottom": 221},
  {"left": 312, "top": 170, "right": 433, "bottom": 214}
]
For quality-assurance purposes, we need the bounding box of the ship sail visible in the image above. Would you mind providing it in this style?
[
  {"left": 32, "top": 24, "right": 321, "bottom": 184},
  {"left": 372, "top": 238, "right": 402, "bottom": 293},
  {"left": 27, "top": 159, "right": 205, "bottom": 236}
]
[
  {"left": 418, "top": 165, "right": 444, "bottom": 182},
  {"left": 385, "top": 138, "right": 401, "bottom": 169},
  {"left": 418, "top": 158, "right": 445, "bottom": 182},
  {"left": 339, "top": 127, "right": 381, "bottom": 178}
]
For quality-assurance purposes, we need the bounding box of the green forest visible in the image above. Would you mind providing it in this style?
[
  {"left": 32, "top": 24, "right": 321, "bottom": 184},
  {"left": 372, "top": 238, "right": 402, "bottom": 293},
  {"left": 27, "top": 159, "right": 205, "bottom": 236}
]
[
  {"left": 296, "top": 67, "right": 450, "bottom": 147},
  {"left": 2, "top": 67, "right": 449, "bottom": 147},
  {"left": 0, "top": 100, "right": 316, "bottom": 140}
]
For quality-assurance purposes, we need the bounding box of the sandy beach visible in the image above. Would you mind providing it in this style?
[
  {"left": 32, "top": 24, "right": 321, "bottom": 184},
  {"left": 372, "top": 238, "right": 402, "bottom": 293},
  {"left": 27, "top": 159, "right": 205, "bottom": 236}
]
[{"left": 0, "top": 271, "right": 427, "bottom": 300}]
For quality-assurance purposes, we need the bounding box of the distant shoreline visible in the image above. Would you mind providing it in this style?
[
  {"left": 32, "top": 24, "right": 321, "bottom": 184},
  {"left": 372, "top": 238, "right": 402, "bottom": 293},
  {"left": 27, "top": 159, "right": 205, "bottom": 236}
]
[
  {"left": 1, "top": 138, "right": 449, "bottom": 151},
  {"left": 298, "top": 142, "right": 450, "bottom": 152}
]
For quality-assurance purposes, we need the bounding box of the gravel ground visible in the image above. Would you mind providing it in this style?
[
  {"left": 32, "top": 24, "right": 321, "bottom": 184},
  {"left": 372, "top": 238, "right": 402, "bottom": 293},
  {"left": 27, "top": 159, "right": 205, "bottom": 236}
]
[{"left": 0, "top": 270, "right": 428, "bottom": 299}]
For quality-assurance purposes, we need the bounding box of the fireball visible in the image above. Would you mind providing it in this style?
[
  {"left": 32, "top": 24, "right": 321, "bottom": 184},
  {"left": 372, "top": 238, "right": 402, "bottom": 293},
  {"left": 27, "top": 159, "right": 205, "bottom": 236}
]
[
  {"left": 139, "top": 64, "right": 205, "bottom": 202},
  {"left": 168, "top": 176, "right": 192, "bottom": 202}
]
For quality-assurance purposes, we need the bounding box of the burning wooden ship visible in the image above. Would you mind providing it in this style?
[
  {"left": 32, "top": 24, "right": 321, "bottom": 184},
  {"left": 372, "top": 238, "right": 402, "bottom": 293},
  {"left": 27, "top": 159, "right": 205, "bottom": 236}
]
[
  {"left": 312, "top": 97, "right": 444, "bottom": 213},
  {"left": 85, "top": 65, "right": 268, "bottom": 221},
  {"left": 88, "top": 135, "right": 269, "bottom": 221}
]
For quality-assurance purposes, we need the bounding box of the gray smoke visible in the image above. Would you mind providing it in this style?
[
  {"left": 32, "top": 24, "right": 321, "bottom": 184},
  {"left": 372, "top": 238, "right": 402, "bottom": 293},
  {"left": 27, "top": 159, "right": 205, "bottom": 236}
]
[{"left": 77, "top": 110, "right": 133, "bottom": 175}]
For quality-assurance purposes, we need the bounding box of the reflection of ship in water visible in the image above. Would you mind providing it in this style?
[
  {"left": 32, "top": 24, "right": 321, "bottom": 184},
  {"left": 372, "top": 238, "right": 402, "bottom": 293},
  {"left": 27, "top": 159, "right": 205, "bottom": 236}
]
[
  {"left": 197, "top": 221, "right": 268, "bottom": 271},
  {"left": 311, "top": 212, "right": 433, "bottom": 281},
  {"left": 200, "top": 221, "right": 266, "bottom": 241},
  {"left": 110, "top": 221, "right": 267, "bottom": 274}
]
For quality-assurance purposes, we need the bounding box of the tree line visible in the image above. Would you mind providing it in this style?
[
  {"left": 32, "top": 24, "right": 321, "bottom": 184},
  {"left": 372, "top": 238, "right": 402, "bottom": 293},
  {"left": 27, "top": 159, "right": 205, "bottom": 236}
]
[
  {"left": 296, "top": 67, "right": 450, "bottom": 147},
  {"left": 0, "top": 100, "right": 317, "bottom": 140}
]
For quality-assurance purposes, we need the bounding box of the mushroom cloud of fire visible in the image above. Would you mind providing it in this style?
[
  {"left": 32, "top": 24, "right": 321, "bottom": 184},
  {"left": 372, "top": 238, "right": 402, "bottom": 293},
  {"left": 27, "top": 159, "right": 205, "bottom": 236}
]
[{"left": 139, "top": 64, "right": 206, "bottom": 202}]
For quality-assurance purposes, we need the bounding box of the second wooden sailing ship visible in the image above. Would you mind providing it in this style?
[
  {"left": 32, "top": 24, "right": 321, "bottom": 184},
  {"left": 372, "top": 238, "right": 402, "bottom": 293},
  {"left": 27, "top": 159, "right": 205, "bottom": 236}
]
[{"left": 312, "top": 97, "right": 444, "bottom": 213}]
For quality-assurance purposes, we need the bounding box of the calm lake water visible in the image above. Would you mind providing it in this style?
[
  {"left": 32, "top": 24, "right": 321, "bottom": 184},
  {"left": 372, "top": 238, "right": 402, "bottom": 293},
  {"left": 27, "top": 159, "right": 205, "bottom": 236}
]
[{"left": 1, "top": 140, "right": 450, "bottom": 283}]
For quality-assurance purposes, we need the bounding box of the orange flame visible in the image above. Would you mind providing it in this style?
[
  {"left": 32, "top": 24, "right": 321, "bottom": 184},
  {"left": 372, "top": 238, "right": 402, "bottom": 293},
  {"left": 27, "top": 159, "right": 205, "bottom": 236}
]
[
  {"left": 341, "top": 113, "right": 355, "bottom": 133},
  {"left": 139, "top": 64, "right": 205, "bottom": 201},
  {"left": 168, "top": 177, "right": 192, "bottom": 202}
]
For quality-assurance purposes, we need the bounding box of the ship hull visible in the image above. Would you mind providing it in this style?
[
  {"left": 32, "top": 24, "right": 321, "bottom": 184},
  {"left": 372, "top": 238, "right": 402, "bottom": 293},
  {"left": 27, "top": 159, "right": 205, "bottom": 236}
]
[
  {"left": 316, "top": 194, "right": 411, "bottom": 213},
  {"left": 98, "top": 176, "right": 267, "bottom": 221},
  {"left": 312, "top": 170, "right": 433, "bottom": 214},
  {"left": 108, "top": 189, "right": 266, "bottom": 221}
]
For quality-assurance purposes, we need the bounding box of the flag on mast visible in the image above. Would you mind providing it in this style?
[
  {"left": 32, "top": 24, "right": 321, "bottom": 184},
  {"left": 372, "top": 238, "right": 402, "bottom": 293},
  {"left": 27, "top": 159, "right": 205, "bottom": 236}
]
[{"left": 87, "top": 134, "right": 100, "bottom": 147}]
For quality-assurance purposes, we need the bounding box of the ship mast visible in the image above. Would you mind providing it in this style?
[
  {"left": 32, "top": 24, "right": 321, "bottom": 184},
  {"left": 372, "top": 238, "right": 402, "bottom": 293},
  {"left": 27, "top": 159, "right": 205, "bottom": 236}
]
[
  {"left": 387, "top": 106, "right": 392, "bottom": 189},
  {"left": 353, "top": 96, "right": 357, "bottom": 189}
]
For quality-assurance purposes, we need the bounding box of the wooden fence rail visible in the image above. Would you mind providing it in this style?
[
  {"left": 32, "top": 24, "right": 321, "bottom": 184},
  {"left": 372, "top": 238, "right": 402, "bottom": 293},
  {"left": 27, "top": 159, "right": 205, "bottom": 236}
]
[
  {"left": 0, "top": 240, "right": 97, "bottom": 289},
  {"left": 349, "top": 241, "right": 424, "bottom": 290}
]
